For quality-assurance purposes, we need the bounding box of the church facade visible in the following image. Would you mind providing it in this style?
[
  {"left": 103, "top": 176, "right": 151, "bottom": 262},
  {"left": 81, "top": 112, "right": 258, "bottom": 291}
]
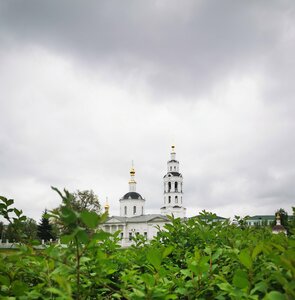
[{"left": 101, "top": 146, "right": 186, "bottom": 247}]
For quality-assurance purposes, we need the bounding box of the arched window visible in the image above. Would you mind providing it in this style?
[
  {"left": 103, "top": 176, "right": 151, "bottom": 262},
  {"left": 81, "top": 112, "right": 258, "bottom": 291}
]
[
  {"left": 175, "top": 182, "right": 178, "bottom": 192},
  {"left": 170, "top": 166, "right": 172, "bottom": 171},
  {"left": 175, "top": 196, "right": 178, "bottom": 203},
  {"left": 133, "top": 206, "right": 136, "bottom": 215},
  {"left": 168, "top": 182, "right": 171, "bottom": 192},
  {"left": 141, "top": 206, "right": 143, "bottom": 215},
  {"left": 168, "top": 196, "right": 171, "bottom": 203},
  {"left": 174, "top": 166, "right": 176, "bottom": 170},
  {"left": 124, "top": 206, "right": 127, "bottom": 215}
]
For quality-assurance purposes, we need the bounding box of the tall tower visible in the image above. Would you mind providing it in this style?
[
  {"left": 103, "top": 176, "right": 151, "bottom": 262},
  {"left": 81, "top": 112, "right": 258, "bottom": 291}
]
[
  {"left": 161, "top": 145, "right": 186, "bottom": 218},
  {"left": 119, "top": 165, "right": 145, "bottom": 217}
]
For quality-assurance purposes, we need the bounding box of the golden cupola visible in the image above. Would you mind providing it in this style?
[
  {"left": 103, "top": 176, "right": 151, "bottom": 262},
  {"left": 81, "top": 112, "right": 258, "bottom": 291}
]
[{"left": 104, "top": 198, "right": 110, "bottom": 214}]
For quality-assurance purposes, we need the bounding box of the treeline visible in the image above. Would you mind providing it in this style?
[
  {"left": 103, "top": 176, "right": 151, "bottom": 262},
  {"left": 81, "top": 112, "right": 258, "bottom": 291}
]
[{"left": 0, "top": 190, "right": 101, "bottom": 243}]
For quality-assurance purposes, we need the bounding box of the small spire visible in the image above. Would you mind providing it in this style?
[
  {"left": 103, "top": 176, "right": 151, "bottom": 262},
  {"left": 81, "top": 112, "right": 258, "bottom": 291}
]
[
  {"left": 276, "top": 212, "right": 281, "bottom": 225},
  {"left": 129, "top": 161, "right": 136, "bottom": 181},
  {"left": 129, "top": 162, "right": 137, "bottom": 191},
  {"left": 171, "top": 144, "right": 175, "bottom": 153},
  {"left": 104, "top": 197, "right": 110, "bottom": 214},
  {"left": 170, "top": 145, "right": 176, "bottom": 160}
]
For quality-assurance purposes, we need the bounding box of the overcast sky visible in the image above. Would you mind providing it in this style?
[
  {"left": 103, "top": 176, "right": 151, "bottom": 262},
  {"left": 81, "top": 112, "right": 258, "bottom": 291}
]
[{"left": 0, "top": 0, "right": 294, "bottom": 222}]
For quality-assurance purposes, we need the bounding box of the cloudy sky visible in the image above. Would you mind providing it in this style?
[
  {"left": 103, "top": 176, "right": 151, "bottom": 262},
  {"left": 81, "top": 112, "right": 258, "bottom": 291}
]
[{"left": 0, "top": 0, "right": 294, "bottom": 222}]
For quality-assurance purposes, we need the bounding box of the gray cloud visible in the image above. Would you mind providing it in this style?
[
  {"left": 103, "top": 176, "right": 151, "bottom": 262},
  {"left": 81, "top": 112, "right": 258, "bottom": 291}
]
[
  {"left": 0, "top": 1, "right": 294, "bottom": 221},
  {"left": 1, "top": 1, "right": 293, "bottom": 98}
]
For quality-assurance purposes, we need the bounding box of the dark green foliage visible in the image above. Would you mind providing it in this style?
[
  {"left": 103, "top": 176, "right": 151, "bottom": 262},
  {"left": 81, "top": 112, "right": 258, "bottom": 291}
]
[
  {"left": 0, "top": 196, "right": 27, "bottom": 242},
  {"left": 51, "top": 188, "right": 101, "bottom": 236},
  {"left": 1, "top": 217, "right": 37, "bottom": 242},
  {"left": 0, "top": 192, "right": 294, "bottom": 299},
  {"left": 37, "top": 210, "right": 54, "bottom": 242},
  {"left": 0, "top": 221, "right": 5, "bottom": 240},
  {"left": 276, "top": 208, "right": 289, "bottom": 227}
]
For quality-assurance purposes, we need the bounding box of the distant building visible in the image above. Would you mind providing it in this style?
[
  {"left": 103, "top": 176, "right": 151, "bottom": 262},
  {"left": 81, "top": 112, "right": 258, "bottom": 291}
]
[
  {"left": 194, "top": 215, "right": 228, "bottom": 223},
  {"left": 245, "top": 215, "right": 275, "bottom": 226}
]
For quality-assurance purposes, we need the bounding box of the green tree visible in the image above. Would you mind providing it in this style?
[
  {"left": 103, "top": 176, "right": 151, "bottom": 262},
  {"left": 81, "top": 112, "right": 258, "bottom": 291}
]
[
  {"left": 37, "top": 210, "right": 54, "bottom": 242},
  {"left": 276, "top": 208, "right": 288, "bottom": 227},
  {"left": 70, "top": 190, "right": 101, "bottom": 213},
  {"left": 4, "top": 222, "right": 18, "bottom": 242},
  {"left": 51, "top": 189, "right": 101, "bottom": 236},
  {"left": 0, "top": 196, "right": 27, "bottom": 242},
  {"left": 2, "top": 218, "right": 37, "bottom": 242},
  {"left": 23, "top": 218, "right": 38, "bottom": 240},
  {"left": 0, "top": 221, "right": 4, "bottom": 241}
]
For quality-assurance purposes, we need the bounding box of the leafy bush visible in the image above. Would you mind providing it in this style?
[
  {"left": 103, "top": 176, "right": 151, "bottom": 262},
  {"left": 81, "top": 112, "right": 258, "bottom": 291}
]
[{"left": 0, "top": 190, "right": 294, "bottom": 299}]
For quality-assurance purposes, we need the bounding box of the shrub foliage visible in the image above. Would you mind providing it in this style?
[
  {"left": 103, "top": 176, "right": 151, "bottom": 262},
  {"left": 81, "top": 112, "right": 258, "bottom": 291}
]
[{"left": 0, "top": 190, "right": 294, "bottom": 299}]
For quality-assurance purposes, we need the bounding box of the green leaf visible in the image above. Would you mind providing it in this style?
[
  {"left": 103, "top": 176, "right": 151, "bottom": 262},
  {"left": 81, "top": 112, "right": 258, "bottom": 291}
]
[
  {"left": 239, "top": 249, "right": 252, "bottom": 269},
  {"left": 132, "top": 288, "right": 146, "bottom": 297},
  {"left": 76, "top": 229, "right": 89, "bottom": 243},
  {"left": 218, "top": 282, "right": 233, "bottom": 293},
  {"left": 60, "top": 234, "right": 74, "bottom": 244},
  {"left": 7, "top": 199, "right": 14, "bottom": 206},
  {"left": 251, "top": 281, "right": 268, "bottom": 294},
  {"left": 93, "top": 231, "right": 110, "bottom": 241},
  {"left": 11, "top": 280, "right": 28, "bottom": 296},
  {"left": 80, "top": 210, "right": 100, "bottom": 228},
  {"left": 162, "top": 246, "right": 174, "bottom": 259},
  {"left": 31, "top": 239, "right": 41, "bottom": 246},
  {"left": 80, "top": 256, "right": 91, "bottom": 263},
  {"left": 147, "top": 248, "right": 162, "bottom": 270},
  {"left": 46, "top": 287, "right": 65, "bottom": 296},
  {"left": 233, "top": 269, "right": 249, "bottom": 289},
  {"left": 0, "top": 196, "right": 8, "bottom": 202},
  {"left": 180, "top": 269, "right": 191, "bottom": 278},
  {"left": 194, "top": 248, "right": 201, "bottom": 261},
  {"left": 19, "top": 215, "right": 27, "bottom": 221},
  {"left": 60, "top": 206, "right": 77, "bottom": 224},
  {"left": 263, "top": 291, "right": 286, "bottom": 300},
  {"left": 165, "top": 294, "right": 178, "bottom": 299},
  {"left": 0, "top": 275, "right": 10, "bottom": 286},
  {"left": 14, "top": 208, "right": 21, "bottom": 217},
  {"left": 141, "top": 273, "right": 155, "bottom": 287},
  {"left": 51, "top": 186, "right": 66, "bottom": 201},
  {"left": 252, "top": 243, "right": 263, "bottom": 260}
]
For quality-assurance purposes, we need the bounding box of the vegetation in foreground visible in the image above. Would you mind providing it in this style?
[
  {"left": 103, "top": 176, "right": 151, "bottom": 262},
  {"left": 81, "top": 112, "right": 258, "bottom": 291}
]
[{"left": 0, "top": 189, "right": 294, "bottom": 299}]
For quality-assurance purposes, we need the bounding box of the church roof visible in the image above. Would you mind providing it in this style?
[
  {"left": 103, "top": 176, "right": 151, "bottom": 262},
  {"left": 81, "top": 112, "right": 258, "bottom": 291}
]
[
  {"left": 194, "top": 215, "right": 227, "bottom": 220},
  {"left": 247, "top": 215, "right": 275, "bottom": 220},
  {"left": 104, "top": 214, "right": 169, "bottom": 224},
  {"left": 272, "top": 224, "right": 286, "bottom": 231},
  {"left": 121, "top": 192, "right": 144, "bottom": 200},
  {"left": 168, "top": 159, "right": 179, "bottom": 163},
  {"left": 164, "top": 172, "right": 182, "bottom": 178}
]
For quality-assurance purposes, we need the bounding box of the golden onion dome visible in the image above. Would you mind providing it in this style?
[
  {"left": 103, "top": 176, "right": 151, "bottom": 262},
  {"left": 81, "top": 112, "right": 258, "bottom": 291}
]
[
  {"left": 171, "top": 145, "right": 175, "bottom": 153},
  {"left": 130, "top": 167, "right": 135, "bottom": 175},
  {"left": 104, "top": 198, "right": 110, "bottom": 210}
]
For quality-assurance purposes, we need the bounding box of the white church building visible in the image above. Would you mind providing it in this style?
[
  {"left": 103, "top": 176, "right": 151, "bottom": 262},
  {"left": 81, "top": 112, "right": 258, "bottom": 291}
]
[{"left": 101, "top": 146, "right": 186, "bottom": 246}]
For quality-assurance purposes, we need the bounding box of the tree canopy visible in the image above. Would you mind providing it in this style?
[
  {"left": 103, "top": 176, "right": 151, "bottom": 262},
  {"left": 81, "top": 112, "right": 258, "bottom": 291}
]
[{"left": 37, "top": 210, "right": 54, "bottom": 242}]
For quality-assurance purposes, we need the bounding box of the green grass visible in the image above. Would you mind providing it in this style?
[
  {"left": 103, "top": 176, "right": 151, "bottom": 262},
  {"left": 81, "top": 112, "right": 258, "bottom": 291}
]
[{"left": 0, "top": 248, "right": 19, "bottom": 254}]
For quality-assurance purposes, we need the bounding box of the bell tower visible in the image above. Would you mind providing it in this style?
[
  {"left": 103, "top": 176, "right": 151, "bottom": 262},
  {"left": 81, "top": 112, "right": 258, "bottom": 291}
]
[{"left": 161, "top": 145, "right": 186, "bottom": 218}]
